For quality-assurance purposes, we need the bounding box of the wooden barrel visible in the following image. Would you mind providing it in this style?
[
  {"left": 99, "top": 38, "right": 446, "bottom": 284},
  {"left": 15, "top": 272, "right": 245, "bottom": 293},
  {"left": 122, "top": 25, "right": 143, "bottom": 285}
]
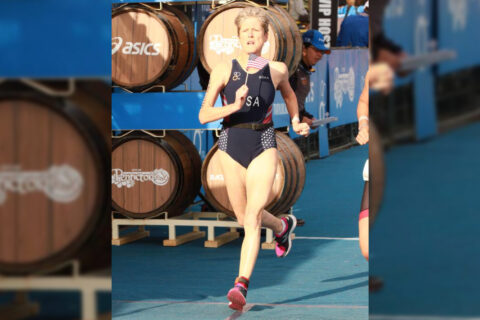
[
  {"left": 0, "top": 93, "right": 109, "bottom": 275},
  {"left": 112, "top": 5, "right": 196, "bottom": 91},
  {"left": 270, "top": 131, "right": 306, "bottom": 214},
  {"left": 201, "top": 131, "right": 305, "bottom": 217},
  {"left": 112, "top": 131, "right": 201, "bottom": 218},
  {"left": 198, "top": 2, "right": 302, "bottom": 76}
]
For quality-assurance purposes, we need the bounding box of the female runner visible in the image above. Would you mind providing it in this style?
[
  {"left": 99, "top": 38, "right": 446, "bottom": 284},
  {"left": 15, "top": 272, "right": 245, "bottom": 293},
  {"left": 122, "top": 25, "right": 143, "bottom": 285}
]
[{"left": 199, "top": 6, "right": 310, "bottom": 311}]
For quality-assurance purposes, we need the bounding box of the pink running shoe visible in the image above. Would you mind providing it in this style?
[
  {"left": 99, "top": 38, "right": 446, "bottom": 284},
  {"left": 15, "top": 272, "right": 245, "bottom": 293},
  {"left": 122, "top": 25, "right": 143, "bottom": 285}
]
[
  {"left": 275, "top": 215, "right": 297, "bottom": 258},
  {"left": 227, "top": 285, "right": 247, "bottom": 311}
]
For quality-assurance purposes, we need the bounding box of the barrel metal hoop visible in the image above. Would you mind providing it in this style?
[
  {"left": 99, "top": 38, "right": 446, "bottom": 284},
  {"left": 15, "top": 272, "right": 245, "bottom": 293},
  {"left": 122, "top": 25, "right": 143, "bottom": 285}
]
[
  {"left": 244, "top": 0, "right": 270, "bottom": 8},
  {"left": 141, "top": 85, "right": 166, "bottom": 93},
  {"left": 112, "top": 130, "right": 135, "bottom": 139},
  {"left": 112, "top": 3, "right": 129, "bottom": 13},
  {"left": 145, "top": 211, "right": 168, "bottom": 219},
  {"left": 141, "top": 129, "right": 166, "bottom": 139},
  {"left": 19, "top": 78, "right": 75, "bottom": 97},
  {"left": 211, "top": 0, "right": 237, "bottom": 10},
  {"left": 140, "top": 2, "right": 163, "bottom": 11},
  {"left": 278, "top": 126, "right": 289, "bottom": 134},
  {"left": 112, "top": 86, "right": 134, "bottom": 93}
]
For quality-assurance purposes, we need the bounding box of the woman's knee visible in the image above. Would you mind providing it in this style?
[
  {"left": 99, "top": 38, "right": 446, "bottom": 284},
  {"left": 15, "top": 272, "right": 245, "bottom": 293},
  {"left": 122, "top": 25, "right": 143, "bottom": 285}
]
[
  {"left": 360, "top": 243, "right": 369, "bottom": 261},
  {"left": 243, "top": 210, "right": 262, "bottom": 229},
  {"left": 236, "top": 214, "right": 245, "bottom": 226}
]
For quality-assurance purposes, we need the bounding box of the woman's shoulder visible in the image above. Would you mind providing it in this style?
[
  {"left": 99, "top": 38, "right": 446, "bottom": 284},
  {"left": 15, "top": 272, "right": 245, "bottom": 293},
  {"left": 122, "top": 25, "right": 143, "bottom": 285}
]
[
  {"left": 211, "top": 60, "right": 233, "bottom": 74},
  {"left": 210, "top": 60, "right": 234, "bottom": 84},
  {"left": 268, "top": 61, "right": 288, "bottom": 76}
]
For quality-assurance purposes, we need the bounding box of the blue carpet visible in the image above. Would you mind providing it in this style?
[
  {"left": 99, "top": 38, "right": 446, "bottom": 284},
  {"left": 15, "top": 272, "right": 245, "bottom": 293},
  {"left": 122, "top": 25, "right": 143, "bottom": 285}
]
[
  {"left": 370, "top": 121, "right": 480, "bottom": 317},
  {"left": 113, "top": 145, "right": 369, "bottom": 319}
]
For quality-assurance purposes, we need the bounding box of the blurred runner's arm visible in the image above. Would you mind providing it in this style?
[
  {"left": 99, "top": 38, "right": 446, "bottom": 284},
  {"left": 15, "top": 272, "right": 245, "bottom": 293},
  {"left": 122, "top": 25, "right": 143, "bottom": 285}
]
[{"left": 356, "top": 71, "right": 369, "bottom": 145}]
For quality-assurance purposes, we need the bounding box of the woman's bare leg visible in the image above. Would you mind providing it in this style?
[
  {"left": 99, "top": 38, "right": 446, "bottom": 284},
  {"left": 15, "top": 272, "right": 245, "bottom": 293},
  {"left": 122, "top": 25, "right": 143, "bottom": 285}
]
[{"left": 239, "top": 149, "right": 280, "bottom": 279}]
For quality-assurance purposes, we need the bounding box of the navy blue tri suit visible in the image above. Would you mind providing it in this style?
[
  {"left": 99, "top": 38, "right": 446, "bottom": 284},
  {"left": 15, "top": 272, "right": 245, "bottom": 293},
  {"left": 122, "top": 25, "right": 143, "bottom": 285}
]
[{"left": 218, "top": 59, "right": 277, "bottom": 168}]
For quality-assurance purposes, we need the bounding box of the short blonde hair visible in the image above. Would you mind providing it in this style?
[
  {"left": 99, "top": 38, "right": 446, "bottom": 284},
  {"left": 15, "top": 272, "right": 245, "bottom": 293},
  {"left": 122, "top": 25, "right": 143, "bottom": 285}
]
[{"left": 234, "top": 6, "right": 269, "bottom": 35}]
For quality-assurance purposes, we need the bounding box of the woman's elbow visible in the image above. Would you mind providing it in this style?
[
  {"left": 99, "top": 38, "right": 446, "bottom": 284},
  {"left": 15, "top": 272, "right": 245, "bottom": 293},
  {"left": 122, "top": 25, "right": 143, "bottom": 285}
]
[{"left": 198, "top": 112, "right": 207, "bottom": 125}]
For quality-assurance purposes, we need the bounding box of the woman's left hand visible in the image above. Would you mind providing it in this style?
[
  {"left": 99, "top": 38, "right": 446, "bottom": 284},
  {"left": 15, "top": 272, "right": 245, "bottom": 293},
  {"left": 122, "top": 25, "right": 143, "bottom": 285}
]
[
  {"left": 293, "top": 121, "right": 310, "bottom": 137},
  {"left": 356, "top": 126, "right": 369, "bottom": 145}
]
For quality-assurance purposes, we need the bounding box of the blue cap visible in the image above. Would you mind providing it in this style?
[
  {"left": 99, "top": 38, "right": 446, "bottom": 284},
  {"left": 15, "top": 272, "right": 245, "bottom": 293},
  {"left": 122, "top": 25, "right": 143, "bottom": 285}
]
[{"left": 302, "top": 30, "right": 331, "bottom": 53}]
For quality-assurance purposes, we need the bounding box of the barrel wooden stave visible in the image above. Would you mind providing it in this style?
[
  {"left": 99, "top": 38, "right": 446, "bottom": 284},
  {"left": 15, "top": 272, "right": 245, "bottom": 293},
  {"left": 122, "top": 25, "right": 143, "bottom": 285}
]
[
  {"left": 0, "top": 94, "right": 108, "bottom": 275},
  {"left": 275, "top": 132, "right": 306, "bottom": 214},
  {"left": 158, "top": 6, "right": 197, "bottom": 90},
  {"left": 112, "top": 135, "right": 180, "bottom": 218},
  {"left": 161, "top": 131, "right": 202, "bottom": 217},
  {"left": 112, "top": 7, "right": 173, "bottom": 88},
  {"left": 112, "top": 5, "right": 197, "bottom": 91},
  {"left": 112, "top": 131, "right": 201, "bottom": 219}
]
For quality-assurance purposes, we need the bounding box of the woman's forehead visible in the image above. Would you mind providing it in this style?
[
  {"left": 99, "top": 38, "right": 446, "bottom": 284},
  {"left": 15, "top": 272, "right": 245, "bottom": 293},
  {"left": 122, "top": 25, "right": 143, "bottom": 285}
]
[{"left": 240, "top": 17, "right": 263, "bottom": 28}]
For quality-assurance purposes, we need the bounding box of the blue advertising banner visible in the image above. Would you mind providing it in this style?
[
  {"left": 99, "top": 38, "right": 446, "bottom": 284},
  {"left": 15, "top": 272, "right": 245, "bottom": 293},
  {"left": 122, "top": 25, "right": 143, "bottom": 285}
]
[
  {"left": 328, "top": 49, "right": 369, "bottom": 127},
  {"left": 112, "top": 92, "right": 222, "bottom": 130},
  {"left": 437, "top": 0, "right": 480, "bottom": 74},
  {"left": 0, "top": 0, "right": 110, "bottom": 77},
  {"left": 413, "top": 0, "right": 437, "bottom": 139},
  {"left": 382, "top": 0, "right": 415, "bottom": 86},
  {"left": 112, "top": 90, "right": 291, "bottom": 131},
  {"left": 180, "top": 129, "right": 215, "bottom": 160}
]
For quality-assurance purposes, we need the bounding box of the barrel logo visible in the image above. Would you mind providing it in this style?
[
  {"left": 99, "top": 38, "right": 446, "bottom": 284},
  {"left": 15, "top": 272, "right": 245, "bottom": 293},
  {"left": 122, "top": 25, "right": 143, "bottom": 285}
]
[
  {"left": 333, "top": 67, "right": 355, "bottom": 108},
  {"left": 209, "top": 35, "right": 270, "bottom": 55},
  {"left": 0, "top": 165, "right": 84, "bottom": 205},
  {"left": 112, "top": 36, "right": 162, "bottom": 56},
  {"left": 112, "top": 168, "right": 169, "bottom": 188},
  {"left": 448, "top": 0, "right": 467, "bottom": 31}
]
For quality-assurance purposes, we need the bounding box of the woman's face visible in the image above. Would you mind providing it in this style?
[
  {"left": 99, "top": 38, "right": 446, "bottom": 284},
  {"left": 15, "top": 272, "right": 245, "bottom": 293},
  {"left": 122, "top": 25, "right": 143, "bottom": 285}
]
[{"left": 238, "top": 17, "right": 268, "bottom": 54}]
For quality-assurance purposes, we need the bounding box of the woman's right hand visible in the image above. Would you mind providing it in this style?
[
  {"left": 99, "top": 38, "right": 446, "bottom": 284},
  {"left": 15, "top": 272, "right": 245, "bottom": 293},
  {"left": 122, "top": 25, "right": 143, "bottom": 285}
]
[{"left": 233, "top": 85, "right": 249, "bottom": 111}]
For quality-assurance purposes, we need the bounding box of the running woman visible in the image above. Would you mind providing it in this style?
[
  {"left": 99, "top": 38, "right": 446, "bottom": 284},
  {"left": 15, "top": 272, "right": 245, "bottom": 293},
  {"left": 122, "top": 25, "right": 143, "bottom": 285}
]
[{"left": 199, "top": 6, "right": 310, "bottom": 311}]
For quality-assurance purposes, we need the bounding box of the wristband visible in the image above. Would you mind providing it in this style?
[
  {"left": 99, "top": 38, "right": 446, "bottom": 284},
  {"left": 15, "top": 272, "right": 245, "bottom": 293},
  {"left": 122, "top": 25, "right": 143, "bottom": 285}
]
[
  {"left": 292, "top": 116, "right": 300, "bottom": 123},
  {"left": 358, "top": 115, "right": 369, "bottom": 122}
]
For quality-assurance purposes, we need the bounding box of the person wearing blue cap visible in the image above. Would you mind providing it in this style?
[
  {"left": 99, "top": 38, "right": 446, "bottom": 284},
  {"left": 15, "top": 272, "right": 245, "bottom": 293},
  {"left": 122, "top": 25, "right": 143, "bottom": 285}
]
[{"left": 289, "top": 30, "right": 331, "bottom": 129}]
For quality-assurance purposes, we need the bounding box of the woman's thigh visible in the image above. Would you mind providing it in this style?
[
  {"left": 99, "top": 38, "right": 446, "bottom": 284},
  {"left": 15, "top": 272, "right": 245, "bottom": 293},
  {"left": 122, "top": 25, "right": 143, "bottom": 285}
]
[
  {"left": 245, "top": 148, "right": 278, "bottom": 210},
  {"left": 218, "top": 150, "right": 248, "bottom": 218}
]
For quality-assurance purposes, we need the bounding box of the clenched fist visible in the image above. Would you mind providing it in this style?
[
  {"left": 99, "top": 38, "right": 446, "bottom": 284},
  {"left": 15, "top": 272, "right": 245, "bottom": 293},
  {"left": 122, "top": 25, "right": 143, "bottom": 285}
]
[
  {"left": 293, "top": 121, "right": 310, "bottom": 137},
  {"left": 234, "top": 85, "right": 249, "bottom": 111}
]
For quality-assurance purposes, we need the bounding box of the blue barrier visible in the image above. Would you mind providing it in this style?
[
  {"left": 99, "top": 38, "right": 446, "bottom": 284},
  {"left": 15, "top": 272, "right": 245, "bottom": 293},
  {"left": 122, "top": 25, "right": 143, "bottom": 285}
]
[
  {"left": 180, "top": 130, "right": 215, "bottom": 160},
  {"left": 112, "top": 49, "right": 369, "bottom": 158},
  {"left": 328, "top": 49, "right": 369, "bottom": 127},
  {"left": 437, "top": 0, "right": 480, "bottom": 74},
  {"left": 382, "top": 0, "right": 437, "bottom": 139},
  {"left": 412, "top": 0, "right": 437, "bottom": 139},
  {"left": 0, "top": 0, "right": 110, "bottom": 77},
  {"left": 112, "top": 92, "right": 222, "bottom": 130}
]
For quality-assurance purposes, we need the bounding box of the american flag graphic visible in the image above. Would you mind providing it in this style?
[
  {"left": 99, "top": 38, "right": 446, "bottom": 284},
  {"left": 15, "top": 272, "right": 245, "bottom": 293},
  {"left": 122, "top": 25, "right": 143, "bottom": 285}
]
[{"left": 246, "top": 54, "right": 269, "bottom": 70}]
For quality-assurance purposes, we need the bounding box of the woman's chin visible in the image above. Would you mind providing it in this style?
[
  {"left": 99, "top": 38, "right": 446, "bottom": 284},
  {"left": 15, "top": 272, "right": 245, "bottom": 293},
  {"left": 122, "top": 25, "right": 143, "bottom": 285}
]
[{"left": 243, "top": 48, "right": 261, "bottom": 55}]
